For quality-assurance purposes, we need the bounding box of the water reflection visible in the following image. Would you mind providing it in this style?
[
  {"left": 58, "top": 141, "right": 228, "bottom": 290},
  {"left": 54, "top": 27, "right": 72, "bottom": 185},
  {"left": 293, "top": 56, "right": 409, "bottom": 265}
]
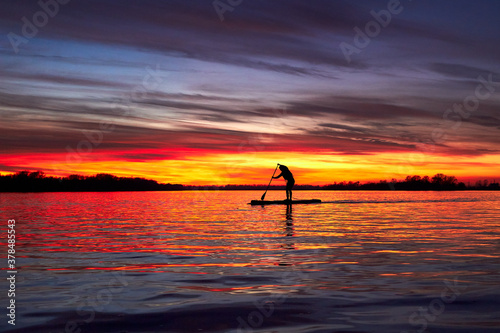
[
  {"left": 1, "top": 191, "right": 500, "bottom": 333},
  {"left": 282, "top": 204, "right": 295, "bottom": 250}
]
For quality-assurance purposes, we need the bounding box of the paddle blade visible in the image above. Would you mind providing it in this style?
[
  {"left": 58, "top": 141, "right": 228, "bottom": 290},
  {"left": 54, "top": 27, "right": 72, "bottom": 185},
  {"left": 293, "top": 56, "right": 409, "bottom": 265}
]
[{"left": 261, "top": 192, "right": 266, "bottom": 200}]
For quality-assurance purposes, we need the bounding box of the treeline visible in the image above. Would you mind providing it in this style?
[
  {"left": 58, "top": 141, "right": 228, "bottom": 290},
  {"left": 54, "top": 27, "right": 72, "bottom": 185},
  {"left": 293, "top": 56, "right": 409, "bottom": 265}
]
[
  {"left": 323, "top": 174, "right": 489, "bottom": 191},
  {"left": 0, "top": 171, "right": 498, "bottom": 192},
  {"left": 0, "top": 171, "right": 183, "bottom": 192}
]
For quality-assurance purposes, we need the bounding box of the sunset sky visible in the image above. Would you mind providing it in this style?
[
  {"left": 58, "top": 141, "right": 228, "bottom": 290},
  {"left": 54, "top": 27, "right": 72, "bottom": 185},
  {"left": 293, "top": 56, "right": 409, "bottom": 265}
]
[{"left": 1, "top": 0, "right": 499, "bottom": 185}]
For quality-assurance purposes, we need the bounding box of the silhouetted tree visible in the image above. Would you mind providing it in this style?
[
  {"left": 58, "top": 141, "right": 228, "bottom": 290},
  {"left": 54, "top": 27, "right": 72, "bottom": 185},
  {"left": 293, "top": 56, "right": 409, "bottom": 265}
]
[{"left": 1, "top": 171, "right": 498, "bottom": 192}]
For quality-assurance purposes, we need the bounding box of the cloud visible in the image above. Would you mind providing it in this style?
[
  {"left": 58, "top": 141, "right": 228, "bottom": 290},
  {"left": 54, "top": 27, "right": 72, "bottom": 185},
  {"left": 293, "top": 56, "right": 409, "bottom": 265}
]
[
  {"left": 318, "top": 123, "right": 367, "bottom": 132},
  {"left": 1, "top": 71, "right": 132, "bottom": 90},
  {"left": 285, "top": 96, "right": 435, "bottom": 120},
  {"left": 429, "top": 63, "right": 497, "bottom": 79},
  {"left": 1, "top": 0, "right": 365, "bottom": 70}
]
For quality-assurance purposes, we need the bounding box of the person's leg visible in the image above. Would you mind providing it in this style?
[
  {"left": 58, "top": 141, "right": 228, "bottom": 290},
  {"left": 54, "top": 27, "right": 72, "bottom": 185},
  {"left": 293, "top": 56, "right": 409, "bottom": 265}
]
[{"left": 286, "top": 180, "right": 294, "bottom": 200}]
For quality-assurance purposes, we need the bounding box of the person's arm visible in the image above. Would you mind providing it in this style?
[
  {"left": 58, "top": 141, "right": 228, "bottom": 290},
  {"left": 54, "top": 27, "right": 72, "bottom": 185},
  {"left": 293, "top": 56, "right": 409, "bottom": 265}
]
[{"left": 273, "top": 172, "right": 282, "bottom": 179}]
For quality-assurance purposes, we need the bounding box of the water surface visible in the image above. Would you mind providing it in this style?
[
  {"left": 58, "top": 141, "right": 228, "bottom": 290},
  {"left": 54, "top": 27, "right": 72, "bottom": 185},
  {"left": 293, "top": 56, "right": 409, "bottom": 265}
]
[{"left": 1, "top": 191, "right": 499, "bottom": 332}]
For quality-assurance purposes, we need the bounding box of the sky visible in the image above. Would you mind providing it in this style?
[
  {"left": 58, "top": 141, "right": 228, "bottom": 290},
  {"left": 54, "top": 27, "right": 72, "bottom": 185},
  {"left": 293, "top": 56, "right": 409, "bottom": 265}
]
[{"left": 1, "top": 0, "right": 499, "bottom": 185}]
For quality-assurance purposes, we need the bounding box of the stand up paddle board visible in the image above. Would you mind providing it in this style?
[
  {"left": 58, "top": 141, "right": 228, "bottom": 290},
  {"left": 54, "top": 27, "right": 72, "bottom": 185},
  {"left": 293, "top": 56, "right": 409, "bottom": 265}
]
[{"left": 249, "top": 199, "right": 321, "bottom": 205}]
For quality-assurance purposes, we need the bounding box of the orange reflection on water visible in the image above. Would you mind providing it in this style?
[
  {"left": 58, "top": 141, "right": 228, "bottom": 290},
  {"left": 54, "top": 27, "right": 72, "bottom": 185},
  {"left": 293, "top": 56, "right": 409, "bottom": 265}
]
[{"left": 2, "top": 191, "right": 499, "bottom": 276}]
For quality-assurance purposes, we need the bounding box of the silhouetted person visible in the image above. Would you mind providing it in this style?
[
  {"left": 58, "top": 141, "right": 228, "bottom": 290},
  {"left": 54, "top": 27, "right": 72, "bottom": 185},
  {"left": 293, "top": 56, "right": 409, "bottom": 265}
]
[{"left": 273, "top": 164, "right": 295, "bottom": 201}]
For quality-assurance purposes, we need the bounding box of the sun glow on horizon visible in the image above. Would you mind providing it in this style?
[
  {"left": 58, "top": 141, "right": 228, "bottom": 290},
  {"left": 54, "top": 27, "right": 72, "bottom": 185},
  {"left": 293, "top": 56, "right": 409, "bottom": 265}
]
[{"left": 2, "top": 150, "right": 499, "bottom": 186}]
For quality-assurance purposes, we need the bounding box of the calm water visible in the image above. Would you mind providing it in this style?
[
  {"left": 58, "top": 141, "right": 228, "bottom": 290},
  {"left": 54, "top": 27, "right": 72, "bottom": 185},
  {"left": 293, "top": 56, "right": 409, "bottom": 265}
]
[{"left": 1, "top": 191, "right": 499, "bottom": 333}]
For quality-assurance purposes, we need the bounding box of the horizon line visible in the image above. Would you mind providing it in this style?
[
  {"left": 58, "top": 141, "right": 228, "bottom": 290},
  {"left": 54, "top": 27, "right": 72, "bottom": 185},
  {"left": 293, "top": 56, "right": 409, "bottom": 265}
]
[{"left": 2, "top": 170, "right": 499, "bottom": 187}]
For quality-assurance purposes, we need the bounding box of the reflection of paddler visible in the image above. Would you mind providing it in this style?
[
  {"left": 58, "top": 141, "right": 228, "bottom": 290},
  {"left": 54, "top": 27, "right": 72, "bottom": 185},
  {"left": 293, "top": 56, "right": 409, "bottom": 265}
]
[
  {"left": 282, "top": 204, "right": 294, "bottom": 250},
  {"left": 286, "top": 204, "right": 293, "bottom": 236},
  {"left": 286, "top": 204, "right": 293, "bottom": 223},
  {"left": 273, "top": 164, "right": 295, "bottom": 201}
]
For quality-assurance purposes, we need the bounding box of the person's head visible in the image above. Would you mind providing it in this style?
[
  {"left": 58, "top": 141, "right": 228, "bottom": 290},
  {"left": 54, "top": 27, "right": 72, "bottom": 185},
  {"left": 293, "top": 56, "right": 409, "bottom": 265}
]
[{"left": 279, "top": 165, "right": 288, "bottom": 171}]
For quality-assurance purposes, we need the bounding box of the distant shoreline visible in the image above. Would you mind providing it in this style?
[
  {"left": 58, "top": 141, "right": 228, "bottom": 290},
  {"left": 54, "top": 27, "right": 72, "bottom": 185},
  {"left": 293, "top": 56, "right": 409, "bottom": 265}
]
[
  {"left": 2, "top": 189, "right": 499, "bottom": 193},
  {"left": 1, "top": 171, "right": 498, "bottom": 192}
]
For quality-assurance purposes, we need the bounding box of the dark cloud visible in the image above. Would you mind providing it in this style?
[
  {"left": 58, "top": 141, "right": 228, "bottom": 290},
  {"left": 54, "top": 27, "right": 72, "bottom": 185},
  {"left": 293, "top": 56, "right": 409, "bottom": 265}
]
[
  {"left": 224, "top": 58, "right": 338, "bottom": 78},
  {"left": 318, "top": 123, "right": 367, "bottom": 132},
  {"left": 285, "top": 97, "right": 436, "bottom": 120},
  {"left": 430, "top": 63, "right": 497, "bottom": 79},
  {"left": 1, "top": 71, "right": 132, "bottom": 90},
  {"left": 0, "top": 0, "right": 364, "bottom": 70},
  {"left": 0, "top": 92, "right": 129, "bottom": 118},
  {"left": 466, "top": 115, "right": 500, "bottom": 129}
]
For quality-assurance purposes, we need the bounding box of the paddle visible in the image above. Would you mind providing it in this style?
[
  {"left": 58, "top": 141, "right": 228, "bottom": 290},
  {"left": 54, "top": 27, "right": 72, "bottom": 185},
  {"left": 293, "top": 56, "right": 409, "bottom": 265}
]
[{"left": 261, "top": 163, "right": 280, "bottom": 201}]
